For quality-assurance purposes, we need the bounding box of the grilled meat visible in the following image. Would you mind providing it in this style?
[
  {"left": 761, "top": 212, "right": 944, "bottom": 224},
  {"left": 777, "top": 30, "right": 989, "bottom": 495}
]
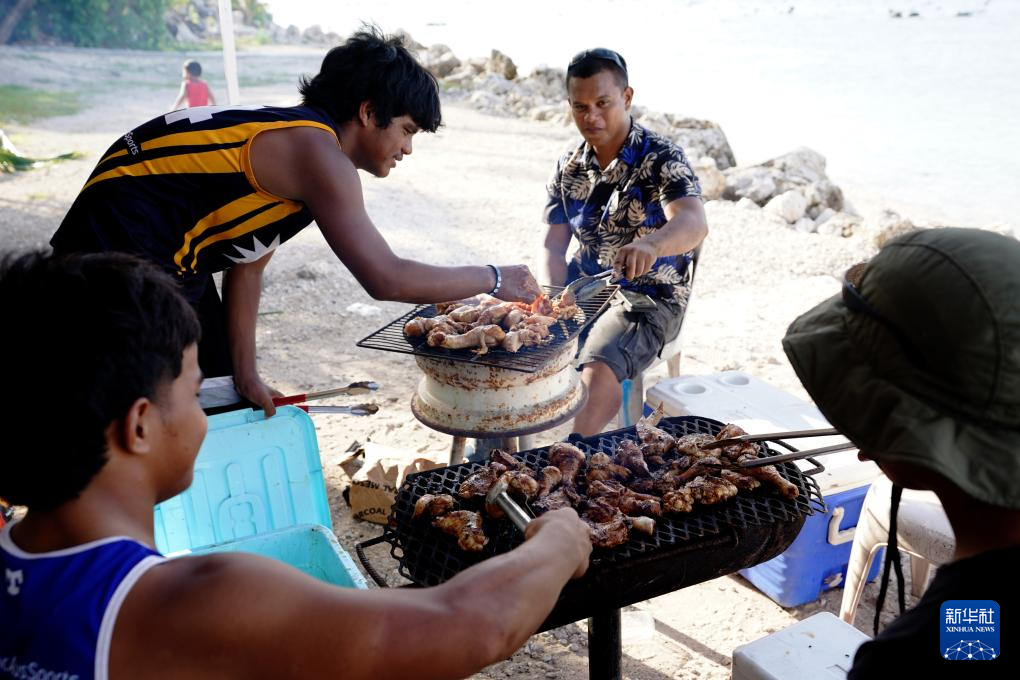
[
  {"left": 720, "top": 469, "right": 761, "bottom": 492},
  {"left": 586, "top": 452, "right": 632, "bottom": 483},
  {"left": 735, "top": 456, "right": 800, "bottom": 498},
  {"left": 614, "top": 439, "right": 651, "bottom": 477},
  {"left": 489, "top": 449, "right": 524, "bottom": 471},
  {"left": 412, "top": 493, "right": 456, "bottom": 519},
  {"left": 458, "top": 466, "right": 499, "bottom": 499},
  {"left": 503, "top": 470, "right": 540, "bottom": 501},
  {"left": 549, "top": 442, "right": 586, "bottom": 487},
  {"left": 537, "top": 466, "right": 563, "bottom": 497},
  {"left": 662, "top": 487, "right": 695, "bottom": 513},
  {"left": 582, "top": 502, "right": 630, "bottom": 549},
  {"left": 675, "top": 433, "right": 716, "bottom": 457},
  {"left": 636, "top": 403, "right": 675, "bottom": 456},
  {"left": 533, "top": 486, "right": 578, "bottom": 513},
  {"left": 686, "top": 475, "right": 740, "bottom": 505},
  {"left": 433, "top": 510, "right": 488, "bottom": 552},
  {"left": 429, "top": 324, "right": 506, "bottom": 355}
]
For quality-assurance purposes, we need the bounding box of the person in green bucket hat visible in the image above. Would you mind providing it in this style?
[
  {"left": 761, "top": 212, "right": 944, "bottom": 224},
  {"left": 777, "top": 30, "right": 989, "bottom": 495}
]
[{"left": 783, "top": 227, "right": 1020, "bottom": 672}]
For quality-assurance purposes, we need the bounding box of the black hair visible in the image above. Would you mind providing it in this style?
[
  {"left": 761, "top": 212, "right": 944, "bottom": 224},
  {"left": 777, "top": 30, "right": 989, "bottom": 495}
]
[
  {"left": 566, "top": 48, "right": 629, "bottom": 91},
  {"left": 299, "top": 27, "right": 442, "bottom": 132},
  {"left": 0, "top": 251, "right": 201, "bottom": 511},
  {"left": 183, "top": 60, "right": 202, "bottom": 77}
]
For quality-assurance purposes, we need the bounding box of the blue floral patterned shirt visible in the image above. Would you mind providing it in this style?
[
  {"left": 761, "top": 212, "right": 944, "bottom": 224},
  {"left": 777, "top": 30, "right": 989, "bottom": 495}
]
[{"left": 543, "top": 119, "right": 701, "bottom": 305}]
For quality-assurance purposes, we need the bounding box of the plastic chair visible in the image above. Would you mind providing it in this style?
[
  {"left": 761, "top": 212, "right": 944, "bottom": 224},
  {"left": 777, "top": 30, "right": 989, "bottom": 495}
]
[
  {"left": 618, "top": 245, "right": 702, "bottom": 427},
  {"left": 838, "top": 473, "right": 956, "bottom": 625}
]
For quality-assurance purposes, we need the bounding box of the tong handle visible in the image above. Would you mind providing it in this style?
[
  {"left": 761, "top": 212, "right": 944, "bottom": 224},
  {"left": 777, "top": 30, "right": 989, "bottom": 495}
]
[
  {"left": 706, "top": 426, "right": 842, "bottom": 449},
  {"left": 737, "top": 442, "right": 856, "bottom": 468},
  {"left": 493, "top": 493, "right": 532, "bottom": 533}
]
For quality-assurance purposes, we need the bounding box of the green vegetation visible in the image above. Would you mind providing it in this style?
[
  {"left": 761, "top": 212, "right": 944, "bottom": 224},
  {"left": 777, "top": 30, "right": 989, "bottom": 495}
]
[
  {"left": 0, "top": 148, "right": 83, "bottom": 173},
  {"left": 0, "top": 84, "right": 81, "bottom": 125}
]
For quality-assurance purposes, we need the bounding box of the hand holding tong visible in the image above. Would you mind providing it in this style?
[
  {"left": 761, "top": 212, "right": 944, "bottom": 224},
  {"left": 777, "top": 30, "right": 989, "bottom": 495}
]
[{"left": 485, "top": 476, "right": 532, "bottom": 533}]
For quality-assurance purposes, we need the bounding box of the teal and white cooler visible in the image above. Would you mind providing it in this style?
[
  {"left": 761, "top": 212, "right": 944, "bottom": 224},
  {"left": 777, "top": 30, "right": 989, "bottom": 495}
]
[
  {"left": 645, "top": 371, "right": 883, "bottom": 607},
  {"left": 154, "top": 406, "right": 366, "bottom": 589}
]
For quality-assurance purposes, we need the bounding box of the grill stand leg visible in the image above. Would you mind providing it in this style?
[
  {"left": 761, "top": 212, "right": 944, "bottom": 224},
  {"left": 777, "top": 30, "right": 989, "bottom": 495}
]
[
  {"left": 449, "top": 436, "right": 467, "bottom": 466},
  {"left": 587, "top": 608, "right": 622, "bottom": 680}
]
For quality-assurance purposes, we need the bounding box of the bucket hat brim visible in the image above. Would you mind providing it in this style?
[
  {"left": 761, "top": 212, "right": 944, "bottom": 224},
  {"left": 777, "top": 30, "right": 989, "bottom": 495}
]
[{"left": 783, "top": 293, "right": 1020, "bottom": 510}]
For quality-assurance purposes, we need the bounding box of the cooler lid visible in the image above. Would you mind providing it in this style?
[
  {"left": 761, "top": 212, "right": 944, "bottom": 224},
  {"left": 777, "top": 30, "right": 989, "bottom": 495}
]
[{"left": 153, "top": 406, "right": 331, "bottom": 553}]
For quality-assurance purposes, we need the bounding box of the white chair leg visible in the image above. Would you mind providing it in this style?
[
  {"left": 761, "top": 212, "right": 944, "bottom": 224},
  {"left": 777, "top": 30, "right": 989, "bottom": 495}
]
[
  {"left": 839, "top": 481, "right": 888, "bottom": 625},
  {"left": 666, "top": 352, "right": 682, "bottom": 378},
  {"left": 910, "top": 555, "right": 931, "bottom": 598}
]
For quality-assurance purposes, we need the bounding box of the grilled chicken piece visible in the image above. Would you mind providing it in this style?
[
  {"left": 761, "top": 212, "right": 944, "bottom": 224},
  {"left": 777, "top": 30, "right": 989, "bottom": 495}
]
[
  {"left": 720, "top": 469, "right": 761, "bottom": 492},
  {"left": 533, "top": 486, "right": 578, "bottom": 513},
  {"left": 433, "top": 510, "right": 488, "bottom": 552},
  {"left": 502, "top": 470, "right": 540, "bottom": 501},
  {"left": 662, "top": 487, "right": 695, "bottom": 513},
  {"left": 523, "top": 315, "right": 557, "bottom": 329},
  {"left": 713, "top": 424, "right": 759, "bottom": 461},
  {"left": 586, "top": 452, "right": 632, "bottom": 484},
  {"left": 549, "top": 442, "right": 587, "bottom": 487},
  {"left": 412, "top": 493, "right": 456, "bottom": 519},
  {"left": 458, "top": 466, "right": 499, "bottom": 499},
  {"left": 735, "top": 456, "right": 800, "bottom": 498},
  {"left": 489, "top": 449, "right": 523, "bottom": 470},
  {"left": 675, "top": 455, "right": 725, "bottom": 483},
  {"left": 475, "top": 302, "right": 518, "bottom": 326},
  {"left": 626, "top": 516, "right": 656, "bottom": 536},
  {"left": 614, "top": 439, "right": 651, "bottom": 477},
  {"left": 636, "top": 403, "right": 675, "bottom": 456},
  {"left": 675, "top": 433, "right": 716, "bottom": 457},
  {"left": 582, "top": 499, "right": 630, "bottom": 548},
  {"left": 537, "top": 466, "right": 563, "bottom": 497},
  {"left": 588, "top": 480, "right": 662, "bottom": 518},
  {"left": 502, "top": 308, "right": 528, "bottom": 329},
  {"left": 686, "top": 475, "right": 740, "bottom": 505},
  {"left": 430, "top": 324, "right": 506, "bottom": 355}
]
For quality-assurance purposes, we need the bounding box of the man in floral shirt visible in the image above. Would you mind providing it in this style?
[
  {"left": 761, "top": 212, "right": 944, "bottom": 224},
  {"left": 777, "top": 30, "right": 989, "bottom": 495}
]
[{"left": 543, "top": 48, "right": 708, "bottom": 436}]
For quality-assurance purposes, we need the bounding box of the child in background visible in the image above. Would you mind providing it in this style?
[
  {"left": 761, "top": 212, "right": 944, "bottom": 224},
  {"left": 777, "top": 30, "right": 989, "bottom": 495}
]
[{"left": 172, "top": 59, "right": 216, "bottom": 109}]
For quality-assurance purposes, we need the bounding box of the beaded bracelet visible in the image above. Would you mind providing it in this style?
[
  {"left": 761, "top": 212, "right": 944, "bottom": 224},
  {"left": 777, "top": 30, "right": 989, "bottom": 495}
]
[{"left": 487, "top": 264, "right": 502, "bottom": 296}]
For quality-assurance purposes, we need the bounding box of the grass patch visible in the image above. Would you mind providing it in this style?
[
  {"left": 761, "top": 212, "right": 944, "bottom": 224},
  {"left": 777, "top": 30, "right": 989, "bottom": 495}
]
[{"left": 0, "top": 85, "right": 82, "bottom": 126}]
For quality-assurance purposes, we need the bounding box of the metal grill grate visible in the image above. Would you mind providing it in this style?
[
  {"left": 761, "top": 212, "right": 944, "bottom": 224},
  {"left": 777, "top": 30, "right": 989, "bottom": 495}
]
[
  {"left": 356, "top": 285, "right": 617, "bottom": 373},
  {"left": 383, "top": 415, "right": 825, "bottom": 587}
]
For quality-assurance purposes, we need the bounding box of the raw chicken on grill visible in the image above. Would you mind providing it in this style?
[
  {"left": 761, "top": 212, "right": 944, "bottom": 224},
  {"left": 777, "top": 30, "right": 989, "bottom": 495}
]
[
  {"left": 433, "top": 510, "right": 488, "bottom": 552},
  {"left": 413, "top": 493, "right": 456, "bottom": 519},
  {"left": 404, "top": 290, "right": 581, "bottom": 355}
]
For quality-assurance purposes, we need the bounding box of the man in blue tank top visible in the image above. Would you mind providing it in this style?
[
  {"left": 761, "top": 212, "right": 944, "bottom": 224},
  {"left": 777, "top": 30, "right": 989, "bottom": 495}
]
[
  {"left": 51, "top": 28, "right": 542, "bottom": 416},
  {"left": 0, "top": 250, "right": 590, "bottom": 680}
]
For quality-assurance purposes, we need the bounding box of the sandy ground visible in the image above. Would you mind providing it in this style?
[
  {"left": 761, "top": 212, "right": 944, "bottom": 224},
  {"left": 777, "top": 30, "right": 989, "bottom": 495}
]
[{"left": 1, "top": 46, "right": 925, "bottom": 679}]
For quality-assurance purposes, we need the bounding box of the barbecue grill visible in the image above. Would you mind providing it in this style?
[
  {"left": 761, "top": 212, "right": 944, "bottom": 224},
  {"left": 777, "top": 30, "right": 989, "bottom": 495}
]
[
  {"left": 357, "top": 286, "right": 618, "bottom": 442},
  {"left": 356, "top": 415, "right": 825, "bottom": 680}
]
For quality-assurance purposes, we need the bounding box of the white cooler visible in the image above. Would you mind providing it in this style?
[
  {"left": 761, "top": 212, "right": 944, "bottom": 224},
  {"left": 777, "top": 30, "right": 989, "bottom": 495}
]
[
  {"left": 732, "top": 612, "right": 870, "bottom": 679},
  {"left": 645, "top": 371, "right": 883, "bottom": 607}
]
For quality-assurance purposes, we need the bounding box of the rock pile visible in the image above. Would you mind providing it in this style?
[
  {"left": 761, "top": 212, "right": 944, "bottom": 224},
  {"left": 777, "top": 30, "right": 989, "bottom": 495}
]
[{"left": 164, "top": 0, "right": 342, "bottom": 46}]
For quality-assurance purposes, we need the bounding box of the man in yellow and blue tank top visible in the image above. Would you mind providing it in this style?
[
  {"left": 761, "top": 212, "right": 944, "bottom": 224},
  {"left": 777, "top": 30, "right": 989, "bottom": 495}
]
[{"left": 52, "top": 28, "right": 542, "bottom": 415}]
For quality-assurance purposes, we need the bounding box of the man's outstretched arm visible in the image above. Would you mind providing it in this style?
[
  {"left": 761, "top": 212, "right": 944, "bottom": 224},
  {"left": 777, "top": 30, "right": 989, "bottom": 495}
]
[
  {"left": 114, "top": 508, "right": 591, "bottom": 680},
  {"left": 251, "top": 126, "right": 540, "bottom": 303},
  {"left": 614, "top": 197, "right": 707, "bottom": 280},
  {"left": 543, "top": 223, "right": 572, "bottom": 287}
]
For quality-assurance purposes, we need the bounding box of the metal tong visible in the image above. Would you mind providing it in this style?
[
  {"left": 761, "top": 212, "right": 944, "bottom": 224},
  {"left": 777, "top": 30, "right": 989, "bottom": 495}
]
[
  {"left": 701, "top": 427, "right": 855, "bottom": 469},
  {"left": 272, "top": 381, "right": 379, "bottom": 406},
  {"left": 485, "top": 476, "right": 532, "bottom": 533},
  {"left": 558, "top": 269, "right": 617, "bottom": 302},
  {"left": 295, "top": 404, "right": 379, "bottom": 416}
]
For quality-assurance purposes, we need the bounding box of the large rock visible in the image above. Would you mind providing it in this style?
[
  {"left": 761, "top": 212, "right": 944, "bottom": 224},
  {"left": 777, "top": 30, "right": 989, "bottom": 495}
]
[
  {"left": 722, "top": 166, "right": 777, "bottom": 205},
  {"left": 423, "top": 44, "right": 461, "bottom": 78},
  {"left": 693, "top": 157, "right": 726, "bottom": 201},
  {"left": 862, "top": 209, "right": 919, "bottom": 248},
  {"left": 486, "top": 50, "right": 518, "bottom": 80},
  {"left": 764, "top": 190, "right": 808, "bottom": 224}
]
